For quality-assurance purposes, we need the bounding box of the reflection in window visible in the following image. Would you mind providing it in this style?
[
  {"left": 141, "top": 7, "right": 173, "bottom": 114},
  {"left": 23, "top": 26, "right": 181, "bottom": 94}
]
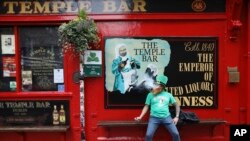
[
  {"left": 0, "top": 27, "right": 16, "bottom": 92},
  {"left": 20, "top": 27, "right": 64, "bottom": 91}
]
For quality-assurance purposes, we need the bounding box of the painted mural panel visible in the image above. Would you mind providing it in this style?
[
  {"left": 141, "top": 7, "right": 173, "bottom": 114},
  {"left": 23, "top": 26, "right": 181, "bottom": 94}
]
[{"left": 105, "top": 37, "right": 217, "bottom": 108}]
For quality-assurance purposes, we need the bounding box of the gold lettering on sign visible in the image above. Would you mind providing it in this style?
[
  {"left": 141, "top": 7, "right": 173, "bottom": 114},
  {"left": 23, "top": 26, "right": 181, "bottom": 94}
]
[
  {"left": 133, "top": 0, "right": 146, "bottom": 12},
  {"left": 33, "top": 2, "right": 50, "bottom": 14},
  {"left": 179, "top": 63, "right": 213, "bottom": 72},
  {"left": 175, "top": 96, "right": 213, "bottom": 107},
  {"left": 20, "top": 2, "right": 32, "bottom": 14},
  {"left": 2, "top": 0, "right": 147, "bottom": 14},
  {"left": 4, "top": 2, "right": 18, "bottom": 14},
  {"left": 177, "top": 39, "right": 217, "bottom": 107}
]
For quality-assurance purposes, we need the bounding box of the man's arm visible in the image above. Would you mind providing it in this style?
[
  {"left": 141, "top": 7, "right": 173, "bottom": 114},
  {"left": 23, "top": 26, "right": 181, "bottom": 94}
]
[
  {"left": 172, "top": 103, "right": 180, "bottom": 125},
  {"left": 134, "top": 105, "right": 149, "bottom": 121},
  {"left": 174, "top": 102, "right": 180, "bottom": 118}
]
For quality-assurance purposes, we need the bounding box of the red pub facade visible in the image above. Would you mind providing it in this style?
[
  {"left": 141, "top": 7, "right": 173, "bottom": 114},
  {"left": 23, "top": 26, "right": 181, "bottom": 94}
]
[{"left": 0, "top": 0, "right": 249, "bottom": 141}]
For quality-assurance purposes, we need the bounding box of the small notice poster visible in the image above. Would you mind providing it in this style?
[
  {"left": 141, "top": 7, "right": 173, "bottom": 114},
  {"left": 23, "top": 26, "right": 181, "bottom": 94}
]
[
  {"left": 1, "top": 35, "right": 15, "bottom": 54},
  {"left": 83, "top": 50, "right": 102, "bottom": 77},
  {"left": 53, "top": 69, "right": 64, "bottom": 83},
  {"left": 2, "top": 56, "right": 16, "bottom": 77},
  {"left": 9, "top": 81, "right": 16, "bottom": 91},
  {"left": 22, "top": 70, "right": 32, "bottom": 85}
]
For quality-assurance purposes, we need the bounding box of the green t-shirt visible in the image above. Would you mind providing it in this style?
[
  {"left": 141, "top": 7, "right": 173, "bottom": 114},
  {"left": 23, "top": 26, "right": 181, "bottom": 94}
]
[{"left": 145, "top": 91, "right": 176, "bottom": 118}]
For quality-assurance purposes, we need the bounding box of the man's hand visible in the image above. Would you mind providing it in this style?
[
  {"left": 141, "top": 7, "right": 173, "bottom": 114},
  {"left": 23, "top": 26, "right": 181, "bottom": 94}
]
[
  {"left": 134, "top": 117, "right": 142, "bottom": 121},
  {"left": 173, "top": 117, "right": 179, "bottom": 125}
]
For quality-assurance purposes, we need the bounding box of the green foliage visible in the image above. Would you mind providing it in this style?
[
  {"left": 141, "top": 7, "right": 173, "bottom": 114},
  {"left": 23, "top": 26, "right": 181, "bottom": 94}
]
[{"left": 58, "top": 9, "right": 100, "bottom": 54}]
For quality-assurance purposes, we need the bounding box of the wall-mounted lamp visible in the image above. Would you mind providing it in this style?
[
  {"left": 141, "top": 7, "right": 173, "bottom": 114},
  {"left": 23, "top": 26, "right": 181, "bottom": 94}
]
[
  {"left": 228, "top": 0, "right": 243, "bottom": 41},
  {"left": 229, "top": 20, "right": 242, "bottom": 41}
]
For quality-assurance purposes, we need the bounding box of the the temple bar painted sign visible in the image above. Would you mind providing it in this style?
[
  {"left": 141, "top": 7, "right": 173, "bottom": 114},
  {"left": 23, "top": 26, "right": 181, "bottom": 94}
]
[
  {"left": 0, "top": 0, "right": 226, "bottom": 15},
  {"left": 105, "top": 37, "right": 218, "bottom": 109}
]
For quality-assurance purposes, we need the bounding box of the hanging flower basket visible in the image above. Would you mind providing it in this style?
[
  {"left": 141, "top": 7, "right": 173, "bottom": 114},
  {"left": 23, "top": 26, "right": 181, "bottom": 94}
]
[{"left": 58, "top": 10, "right": 100, "bottom": 54}]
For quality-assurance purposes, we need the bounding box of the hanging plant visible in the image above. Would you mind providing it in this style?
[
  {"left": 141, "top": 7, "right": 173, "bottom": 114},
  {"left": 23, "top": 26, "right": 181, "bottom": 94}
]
[{"left": 58, "top": 9, "right": 100, "bottom": 54}]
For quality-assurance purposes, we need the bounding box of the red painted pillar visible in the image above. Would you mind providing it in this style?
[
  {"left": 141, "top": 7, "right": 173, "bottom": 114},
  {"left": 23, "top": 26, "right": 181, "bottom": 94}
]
[
  {"left": 247, "top": 0, "right": 250, "bottom": 124},
  {"left": 64, "top": 52, "right": 81, "bottom": 141}
]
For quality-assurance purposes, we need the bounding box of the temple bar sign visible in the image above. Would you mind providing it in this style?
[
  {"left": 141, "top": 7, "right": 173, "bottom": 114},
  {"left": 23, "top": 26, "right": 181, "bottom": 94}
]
[
  {"left": 0, "top": 0, "right": 226, "bottom": 15},
  {"left": 0, "top": 100, "right": 70, "bottom": 126},
  {"left": 105, "top": 37, "right": 218, "bottom": 109}
]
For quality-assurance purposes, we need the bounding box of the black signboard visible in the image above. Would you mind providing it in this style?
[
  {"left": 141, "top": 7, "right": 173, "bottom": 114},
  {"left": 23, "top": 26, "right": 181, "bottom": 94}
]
[
  {"left": 20, "top": 27, "right": 64, "bottom": 91},
  {"left": 0, "top": 100, "right": 70, "bottom": 126},
  {"left": 165, "top": 37, "right": 218, "bottom": 108},
  {"left": 0, "top": 0, "right": 226, "bottom": 15},
  {"left": 105, "top": 37, "right": 217, "bottom": 109}
]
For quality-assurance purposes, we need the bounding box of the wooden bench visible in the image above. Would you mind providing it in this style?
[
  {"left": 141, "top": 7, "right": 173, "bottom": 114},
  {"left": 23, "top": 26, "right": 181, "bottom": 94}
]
[
  {"left": 98, "top": 119, "right": 226, "bottom": 127},
  {"left": 0, "top": 126, "right": 70, "bottom": 132},
  {"left": 97, "top": 119, "right": 226, "bottom": 140}
]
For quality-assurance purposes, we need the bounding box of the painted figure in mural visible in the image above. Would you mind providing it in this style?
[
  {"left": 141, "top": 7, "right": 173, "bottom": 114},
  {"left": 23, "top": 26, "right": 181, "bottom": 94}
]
[
  {"left": 129, "top": 63, "right": 159, "bottom": 95},
  {"left": 138, "top": 63, "right": 159, "bottom": 90},
  {"left": 135, "top": 74, "right": 181, "bottom": 141},
  {"left": 112, "top": 43, "right": 141, "bottom": 94}
]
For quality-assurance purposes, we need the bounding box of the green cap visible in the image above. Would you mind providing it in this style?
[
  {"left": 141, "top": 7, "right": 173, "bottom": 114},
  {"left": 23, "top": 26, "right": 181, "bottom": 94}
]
[{"left": 156, "top": 75, "right": 168, "bottom": 86}]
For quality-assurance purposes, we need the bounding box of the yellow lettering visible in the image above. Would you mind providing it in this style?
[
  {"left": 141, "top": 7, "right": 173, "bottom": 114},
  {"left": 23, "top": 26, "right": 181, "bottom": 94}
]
[
  {"left": 4, "top": 2, "right": 18, "bottom": 14},
  {"left": 133, "top": 0, "right": 146, "bottom": 12},
  {"left": 166, "top": 86, "right": 184, "bottom": 95},
  {"left": 33, "top": 2, "right": 50, "bottom": 14},
  {"left": 3, "top": 0, "right": 148, "bottom": 14},
  {"left": 198, "top": 96, "right": 206, "bottom": 106},
  {"left": 183, "top": 97, "right": 190, "bottom": 106},
  {"left": 179, "top": 63, "right": 213, "bottom": 72},
  {"left": 176, "top": 96, "right": 214, "bottom": 107},
  {"left": 191, "top": 96, "right": 199, "bottom": 106},
  {"left": 206, "top": 96, "right": 213, "bottom": 106},
  {"left": 20, "top": 2, "right": 32, "bottom": 14}
]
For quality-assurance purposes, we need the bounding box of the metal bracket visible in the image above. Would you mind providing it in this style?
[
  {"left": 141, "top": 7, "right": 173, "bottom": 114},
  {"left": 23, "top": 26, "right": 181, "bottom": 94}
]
[
  {"left": 72, "top": 71, "right": 84, "bottom": 83},
  {"left": 227, "top": 67, "right": 240, "bottom": 83}
]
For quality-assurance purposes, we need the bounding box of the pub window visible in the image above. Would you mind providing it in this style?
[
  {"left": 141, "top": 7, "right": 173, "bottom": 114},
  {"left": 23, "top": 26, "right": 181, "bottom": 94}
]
[
  {"left": 20, "top": 26, "right": 64, "bottom": 91},
  {"left": 0, "top": 27, "right": 16, "bottom": 92}
]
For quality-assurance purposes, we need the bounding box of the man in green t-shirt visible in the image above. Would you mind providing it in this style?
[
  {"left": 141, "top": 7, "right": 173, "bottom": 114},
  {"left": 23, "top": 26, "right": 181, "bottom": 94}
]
[{"left": 135, "top": 74, "right": 180, "bottom": 141}]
